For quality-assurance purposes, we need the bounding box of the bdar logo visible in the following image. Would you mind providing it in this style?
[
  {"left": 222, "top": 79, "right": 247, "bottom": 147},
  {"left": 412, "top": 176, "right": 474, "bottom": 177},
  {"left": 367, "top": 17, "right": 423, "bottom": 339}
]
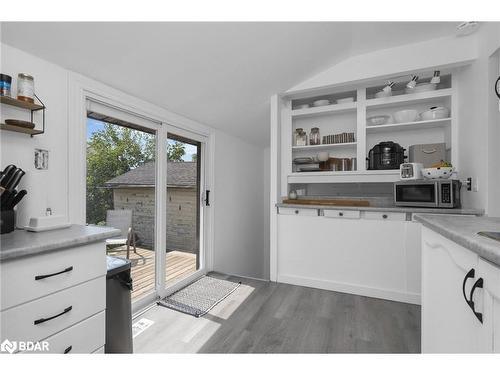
[{"left": 0, "top": 339, "right": 17, "bottom": 354}]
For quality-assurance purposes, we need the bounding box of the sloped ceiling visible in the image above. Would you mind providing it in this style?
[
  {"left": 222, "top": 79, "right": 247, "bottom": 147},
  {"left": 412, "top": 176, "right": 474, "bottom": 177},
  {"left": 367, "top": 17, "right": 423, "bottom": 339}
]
[{"left": 1, "top": 22, "right": 456, "bottom": 145}]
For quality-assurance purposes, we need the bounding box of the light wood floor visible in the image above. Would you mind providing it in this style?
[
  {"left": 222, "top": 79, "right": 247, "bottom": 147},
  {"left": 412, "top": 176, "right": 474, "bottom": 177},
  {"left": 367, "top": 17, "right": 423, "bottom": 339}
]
[
  {"left": 107, "top": 247, "right": 197, "bottom": 302},
  {"left": 133, "top": 273, "right": 421, "bottom": 353}
]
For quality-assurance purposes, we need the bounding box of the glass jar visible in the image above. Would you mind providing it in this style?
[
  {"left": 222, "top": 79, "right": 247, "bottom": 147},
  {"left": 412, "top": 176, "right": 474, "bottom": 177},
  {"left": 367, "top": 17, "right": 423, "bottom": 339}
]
[
  {"left": 296, "top": 129, "right": 307, "bottom": 146},
  {"left": 309, "top": 127, "right": 320, "bottom": 146},
  {"left": 17, "top": 73, "right": 34, "bottom": 103},
  {"left": 293, "top": 128, "right": 303, "bottom": 146}
]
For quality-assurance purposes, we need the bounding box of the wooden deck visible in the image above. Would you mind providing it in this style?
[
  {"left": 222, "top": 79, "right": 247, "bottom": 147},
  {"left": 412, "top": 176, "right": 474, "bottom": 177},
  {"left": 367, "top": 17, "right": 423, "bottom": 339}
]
[{"left": 107, "top": 247, "right": 197, "bottom": 302}]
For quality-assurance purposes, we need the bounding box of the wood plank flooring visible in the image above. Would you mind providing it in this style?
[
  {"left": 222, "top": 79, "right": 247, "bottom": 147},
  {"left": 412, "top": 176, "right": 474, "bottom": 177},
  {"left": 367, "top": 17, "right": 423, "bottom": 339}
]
[
  {"left": 107, "top": 247, "right": 197, "bottom": 302},
  {"left": 133, "top": 273, "right": 421, "bottom": 353}
]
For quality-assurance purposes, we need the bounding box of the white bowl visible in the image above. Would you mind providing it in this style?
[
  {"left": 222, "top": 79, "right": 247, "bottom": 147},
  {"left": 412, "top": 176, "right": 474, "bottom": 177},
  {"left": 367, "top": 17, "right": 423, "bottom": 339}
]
[
  {"left": 422, "top": 167, "right": 454, "bottom": 179},
  {"left": 312, "top": 99, "right": 330, "bottom": 107},
  {"left": 367, "top": 115, "right": 391, "bottom": 126},
  {"left": 294, "top": 104, "right": 309, "bottom": 110},
  {"left": 405, "top": 83, "right": 437, "bottom": 94},
  {"left": 420, "top": 106, "right": 450, "bottom": 121},
  {"left": 375, "top": 91, "right": 392, "bottom": 98},
  {"left": 393, "top": 109, "right": 420, "bottom": 123},
  {"left": 337, "top": 97, "right": 354, "bottom": 104}
]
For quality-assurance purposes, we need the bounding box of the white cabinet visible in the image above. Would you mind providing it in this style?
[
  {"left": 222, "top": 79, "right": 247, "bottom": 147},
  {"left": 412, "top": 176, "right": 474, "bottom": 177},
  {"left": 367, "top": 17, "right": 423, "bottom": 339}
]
[
  {"left": 0, "top": 242, "right": 107, "bottom": 354},
  {"left": 421, "top": 227, "right": 500, "bottom": 353},
  {"left": 277, "top": 210, "right": 419, "bottom": 304}
]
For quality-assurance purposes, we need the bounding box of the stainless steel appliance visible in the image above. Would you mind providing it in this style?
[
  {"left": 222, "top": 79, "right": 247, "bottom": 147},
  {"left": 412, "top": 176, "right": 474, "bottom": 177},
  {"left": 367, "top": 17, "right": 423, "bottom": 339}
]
[
  {"left": 367, "top": 141, "right": 406, "bottom": 170},
  {"left": 399, "top": 163, "right": 423, "bottom": 180},
  {"left": 394, "top": 180, "right": 461, "bottom": 208}
]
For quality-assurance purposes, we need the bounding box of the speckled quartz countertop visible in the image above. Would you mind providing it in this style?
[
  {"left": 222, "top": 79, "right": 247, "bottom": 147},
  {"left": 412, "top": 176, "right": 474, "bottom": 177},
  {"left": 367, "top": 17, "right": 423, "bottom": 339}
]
[
  {"left": 276, "top": 202, "right": 484, "bottom": 215},
  {"left": 0, "top": 224, "right": 121, "bottom": 262},
  {"left": 414, "top": 215, "right": 500, "bottom": 267}
]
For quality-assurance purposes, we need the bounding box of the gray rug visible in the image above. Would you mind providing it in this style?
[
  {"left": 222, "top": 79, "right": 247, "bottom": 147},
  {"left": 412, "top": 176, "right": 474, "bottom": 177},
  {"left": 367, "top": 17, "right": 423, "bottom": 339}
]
[{"left": 158, "top": 276, "right": 241, "bottom": 317}]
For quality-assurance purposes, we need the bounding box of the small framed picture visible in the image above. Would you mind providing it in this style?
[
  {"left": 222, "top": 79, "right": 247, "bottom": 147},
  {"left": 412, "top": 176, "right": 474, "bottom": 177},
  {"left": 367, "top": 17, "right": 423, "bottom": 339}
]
[{"left": 34, "top": 149, "right": 49, "bottom": 170}]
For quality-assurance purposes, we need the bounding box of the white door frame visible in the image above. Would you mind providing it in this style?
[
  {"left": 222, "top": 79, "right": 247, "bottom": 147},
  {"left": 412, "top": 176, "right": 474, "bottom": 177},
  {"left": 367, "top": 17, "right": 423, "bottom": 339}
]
[{"left": 68, "top": 73, "right": 215, "bottom": 312}]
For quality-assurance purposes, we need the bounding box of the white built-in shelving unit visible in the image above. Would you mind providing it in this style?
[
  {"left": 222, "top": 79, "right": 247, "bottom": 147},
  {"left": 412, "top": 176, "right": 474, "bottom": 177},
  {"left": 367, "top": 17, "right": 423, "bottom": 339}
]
[{"left": 278, "top": 70, "right": 457, "bottom": 189}]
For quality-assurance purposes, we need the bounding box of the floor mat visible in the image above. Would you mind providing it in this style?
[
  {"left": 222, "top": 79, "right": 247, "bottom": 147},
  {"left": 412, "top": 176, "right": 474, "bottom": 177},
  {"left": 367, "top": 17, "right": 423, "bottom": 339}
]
[{"left": 157, "top": 276, "right": 241, "bottom": 317}]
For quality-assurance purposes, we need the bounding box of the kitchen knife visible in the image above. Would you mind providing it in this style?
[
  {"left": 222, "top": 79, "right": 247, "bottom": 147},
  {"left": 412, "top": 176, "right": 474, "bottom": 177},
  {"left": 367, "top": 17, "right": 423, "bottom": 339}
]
[
  {"left": 4, "top": 169, "right": 25, "bottom": 191},
  {"left": 0, "top": 165, "right": 17, "bottom": 187},
  {"left": 9, "top": 189, "right": 27, "bottom": 209}
]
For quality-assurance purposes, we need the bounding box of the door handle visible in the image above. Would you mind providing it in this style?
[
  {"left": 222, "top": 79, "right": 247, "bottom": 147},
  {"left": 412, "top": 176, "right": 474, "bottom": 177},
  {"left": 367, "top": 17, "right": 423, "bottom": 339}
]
[
  {"left": 204, "top": 190, "right": 210, "bottom": 206},
  {"left": 495, "top": 76, "right": 500, "bottom": 99},
  {"left": 64, "top": 345, "right": 72, "bottom": 354},
  {"left": 468, "top": 278, "right": 484, "bottom": 323},
  {"left": 462, "top": 268, "right": 475, "bottom": 305}
]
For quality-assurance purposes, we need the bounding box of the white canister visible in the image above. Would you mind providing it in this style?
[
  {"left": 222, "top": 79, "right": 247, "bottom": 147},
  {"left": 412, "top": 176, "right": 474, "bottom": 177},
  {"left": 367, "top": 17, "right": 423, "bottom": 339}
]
[{"left": 17, "top": 73, "right": 35, "bottom": 103}]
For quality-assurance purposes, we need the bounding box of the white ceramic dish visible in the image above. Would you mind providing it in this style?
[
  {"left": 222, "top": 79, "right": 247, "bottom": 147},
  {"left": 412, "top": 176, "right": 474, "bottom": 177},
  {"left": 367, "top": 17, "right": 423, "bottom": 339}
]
[
  {"left": 294, "top": 104, "right": 310, "bottom": 110},
  {"left": 422, "top": 167, "right": 454, "bottom": 179},
  {"left": 405, "top": 82, "right": 437, "bottom": 94},
  {"left": 393, "top": 109, "right": 419, "bottom": 123},
  {"left": 317, "top": 151, "right": 329, "bottom": 162},
  {"left": 312, "top": 99, "right": 330, "bottom": 107},
  {"left": 375, "top": 91, "right": 392, "bottom": 99},
  {"left": 367, "top": 115, "right": 391, "bottom": 126},
  {"left": 336, "top": 97, "right": 354, "bottom": 104},
  {"left": 420, "top": 106, "right": 450, "bottom": 121}
]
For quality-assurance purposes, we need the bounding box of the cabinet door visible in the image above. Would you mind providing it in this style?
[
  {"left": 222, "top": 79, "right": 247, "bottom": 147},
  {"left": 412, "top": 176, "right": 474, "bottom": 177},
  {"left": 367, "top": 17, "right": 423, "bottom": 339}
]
[
  {"left": 421, "top": 227, "right": 482, "bottom": 353},
  {"left": 477, "top": 258, "right": 500, "bottom": 353}
]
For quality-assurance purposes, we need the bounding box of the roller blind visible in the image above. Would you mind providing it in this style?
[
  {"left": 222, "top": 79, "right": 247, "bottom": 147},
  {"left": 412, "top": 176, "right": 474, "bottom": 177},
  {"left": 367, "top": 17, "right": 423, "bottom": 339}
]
[{"left": 86, "top": 99, "right": 161, "bottom": 134}]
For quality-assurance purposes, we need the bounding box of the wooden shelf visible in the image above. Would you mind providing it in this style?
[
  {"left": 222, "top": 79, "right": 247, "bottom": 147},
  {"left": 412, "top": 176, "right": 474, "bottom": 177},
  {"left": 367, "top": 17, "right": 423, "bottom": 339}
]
[
  {"left": 366, "top": 118, "right": 451, "bottom": 133},
  {"left": 292, "top": 142, "right": 357, "bottom": 151},
  {"left": 365, "top": 88, "right": 452, "bottom": 109},
  {"left": 291, "top": 101, "right": 357, "bottom": 118},
  {"left": 0, "top": 96, "right": 44, "bottom": 110},
  {"left": 0, "top": 123, "right": 44, "bottom": 136}
]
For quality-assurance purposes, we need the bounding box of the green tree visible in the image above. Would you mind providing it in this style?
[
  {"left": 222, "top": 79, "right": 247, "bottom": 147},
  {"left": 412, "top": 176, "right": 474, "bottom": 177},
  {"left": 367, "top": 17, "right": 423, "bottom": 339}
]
[
  {"left": 86, "top": 123, "right": 155, "bottom": 225},
  {"left": 167, "top": 141, "right": 186, "bottom": 161}
]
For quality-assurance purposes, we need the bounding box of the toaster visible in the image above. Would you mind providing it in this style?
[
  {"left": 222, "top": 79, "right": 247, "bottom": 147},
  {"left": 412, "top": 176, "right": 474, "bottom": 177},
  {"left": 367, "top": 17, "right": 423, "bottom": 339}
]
[{"left": 399, "top": 163, "right": 423, "bottom": 180}]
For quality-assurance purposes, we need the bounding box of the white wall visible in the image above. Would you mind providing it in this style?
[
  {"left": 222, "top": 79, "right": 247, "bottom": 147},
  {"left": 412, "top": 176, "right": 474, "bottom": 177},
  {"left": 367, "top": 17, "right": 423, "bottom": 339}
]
[
  {"left": 1, "top": 42, "right": 268, "bottom": 279},
  {"left": 1, "top": 44, "right": 69, "bottom": 227},
  {"left": 212, "top": 130, "right": 267, "bottom": 279}
]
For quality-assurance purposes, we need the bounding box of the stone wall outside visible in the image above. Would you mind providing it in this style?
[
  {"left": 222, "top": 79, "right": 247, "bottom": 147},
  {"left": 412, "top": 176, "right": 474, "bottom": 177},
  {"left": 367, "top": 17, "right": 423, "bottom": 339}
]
[{"left": 112, "top": 187, "right": 197, "bottom": 252}]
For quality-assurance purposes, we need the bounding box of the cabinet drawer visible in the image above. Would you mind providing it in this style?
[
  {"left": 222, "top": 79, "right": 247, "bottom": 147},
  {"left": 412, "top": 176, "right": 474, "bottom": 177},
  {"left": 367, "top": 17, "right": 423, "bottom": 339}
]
[
  {"left": 0, "top": 277, "right": 105, "bottom": 343},
  {"left": 323, "top": 209, "right": 360, "bottom": 219},
  {"left": 1, "top": 242, "right": 106, "bottom": 310},
  {"left": 364, "top": 211, "right": 406, "bottom": 221},
  {"left": 278, "top": 207, "right": 318, "bottom": 216},
  {"left": 20, "top": 311, "right": 105, "bottom": 354}
]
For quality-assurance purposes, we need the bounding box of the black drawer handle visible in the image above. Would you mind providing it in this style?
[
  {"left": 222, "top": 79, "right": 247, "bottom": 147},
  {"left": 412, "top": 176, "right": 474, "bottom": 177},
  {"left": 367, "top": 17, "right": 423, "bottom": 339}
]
[
  {"left": 295, "top": 210, "right": 299, "bottom": 214},
  {"left": 35, "top": 266, "right": 74, "bottom": 280},
  {"left": 338, "top": 212, "right": 344, "bottom": 217},
  {"left": 462, "top": 268, "right": 475, "bottom": 304},
  {"left": 34, "top": 306, "right": 72, "bottom": 325},
  {"left": 468, "top": 278, "right": 484, "bottom": 323},
  {"left": 64, "top": 345, "right": 72, "bottom": 354},
  {"left": 382, "top": 214, "right": 388, "bottom": 219}
]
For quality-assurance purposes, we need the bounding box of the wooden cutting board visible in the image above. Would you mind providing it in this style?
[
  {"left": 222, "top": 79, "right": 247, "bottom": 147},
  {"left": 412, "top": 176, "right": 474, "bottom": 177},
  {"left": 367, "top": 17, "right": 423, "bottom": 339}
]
[{"left": 282, "top": 199, "right": 370, "bottom": 207}]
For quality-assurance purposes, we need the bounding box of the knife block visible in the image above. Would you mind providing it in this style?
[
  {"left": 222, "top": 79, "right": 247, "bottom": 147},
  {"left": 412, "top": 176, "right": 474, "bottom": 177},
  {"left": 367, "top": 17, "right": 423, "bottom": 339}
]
[{"left": 0, "top": 210, "right": 15, "bottom": 234}]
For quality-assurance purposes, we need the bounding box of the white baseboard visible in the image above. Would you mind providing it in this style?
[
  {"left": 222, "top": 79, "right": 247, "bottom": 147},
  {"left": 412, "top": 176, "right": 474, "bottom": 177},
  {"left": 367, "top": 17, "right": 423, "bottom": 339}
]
[{"left": 278, "top": 274, "right": 421, "bottom": 305}]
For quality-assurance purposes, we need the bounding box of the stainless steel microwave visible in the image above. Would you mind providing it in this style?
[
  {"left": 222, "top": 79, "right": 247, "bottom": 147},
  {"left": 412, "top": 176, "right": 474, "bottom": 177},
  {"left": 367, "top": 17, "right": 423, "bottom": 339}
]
[{"left": 394, "top": 180, "right": 461, "bottom": 208}]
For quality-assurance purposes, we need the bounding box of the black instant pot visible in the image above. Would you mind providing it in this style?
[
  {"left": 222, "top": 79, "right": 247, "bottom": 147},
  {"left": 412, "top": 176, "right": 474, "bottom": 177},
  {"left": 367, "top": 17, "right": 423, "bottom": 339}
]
[{"left": 367, "top": 141, "right": 406, "bottom": 170}]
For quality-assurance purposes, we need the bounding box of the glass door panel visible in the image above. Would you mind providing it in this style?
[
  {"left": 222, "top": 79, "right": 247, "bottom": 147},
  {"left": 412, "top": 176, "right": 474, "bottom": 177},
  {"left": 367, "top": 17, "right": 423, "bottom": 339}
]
[
  {"left": 86, "top": 114, "right": 157, "bottom": 304},
  {"left": 165, "top": 133, "right": 202, "bottom": 287}
]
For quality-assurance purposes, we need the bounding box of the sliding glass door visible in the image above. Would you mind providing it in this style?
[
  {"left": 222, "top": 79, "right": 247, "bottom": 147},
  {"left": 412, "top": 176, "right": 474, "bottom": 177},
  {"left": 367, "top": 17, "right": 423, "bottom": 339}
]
[{"left": 85, "top": 102, "right": 209, "bottom": 309}]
